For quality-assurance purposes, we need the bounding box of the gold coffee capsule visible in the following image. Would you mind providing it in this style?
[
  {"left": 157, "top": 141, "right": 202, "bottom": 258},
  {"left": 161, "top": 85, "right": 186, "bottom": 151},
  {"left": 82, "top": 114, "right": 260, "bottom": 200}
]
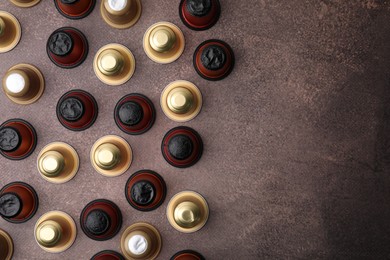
[
  {"left": 120, "top": 222, "right": 161, "bottom": 260},
  {"left": 0, "top": 11, "right": 21, "bottom": 53},
  {"left": 0, "top": 229, "right": 13, "bottom": 260},
  {"left": 2, "top": 63, "right": 45, "bottom": 105},
  {"left": 90, "top": 135, "right": 132, "bottom": 177},
  {"left": 37, "top": 142, "right": 79, "bottom": 184},
  {"left": 100, "top": 0, "right": 141, "bottom": 29},
  {"left": 167, "top": 191, "right": 209, "bottom": 233},
  {"left": 9, "top": 0, "right": 41, "bottom": 8},
  {"left": 161, "top": 80, "right": 202, "bottom": 122},
  {"left": 143, "top": 22, "right": 185, "bottom": 64},
  {"left": 34, "top": 211, "right": 77, "bottom": 253},
  {"left": 93, "top": 44, "right": 135, "bottom": 86}
]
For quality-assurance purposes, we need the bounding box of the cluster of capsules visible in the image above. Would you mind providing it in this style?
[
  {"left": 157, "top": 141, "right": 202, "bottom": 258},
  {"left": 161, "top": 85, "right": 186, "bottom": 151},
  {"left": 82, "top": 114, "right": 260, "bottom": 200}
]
[{"left": 0, "top": 0, "right": 235, "bottom": 259}]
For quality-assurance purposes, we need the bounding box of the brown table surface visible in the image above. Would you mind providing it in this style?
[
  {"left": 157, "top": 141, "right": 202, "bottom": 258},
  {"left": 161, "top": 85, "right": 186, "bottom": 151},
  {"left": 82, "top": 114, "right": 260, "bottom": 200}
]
[{"left": 1, "top": 1, "right": 390, "bottom": 259}]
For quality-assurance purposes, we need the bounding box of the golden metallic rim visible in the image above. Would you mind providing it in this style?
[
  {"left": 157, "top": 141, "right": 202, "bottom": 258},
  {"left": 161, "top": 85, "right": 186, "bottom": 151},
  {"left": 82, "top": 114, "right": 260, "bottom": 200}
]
[
  {"left": 0, "top": 11, "right": 21, "bottom": 53},
  {"left": 2, "top": 63, "right": 45, "bottom": 105},
  {"left": 0, "top": 229, "right": 13, "bottom": 260},
  {"left": 167, "top": 191, "right": 209, "bottom": 233},
  {"left": 9, "top": 0, "right": 41, "bottom": 8},
  {"left": 34, "top": 211, "right": 77, "bottom": 253},
  {"left": 120, "top": 222, "right": 161, "bottom": 260},
  {"left": 37, "top": 142, "right": 79, "bottom": 184},
  {"left": 143, "top": 22, "right": 185, "bottom": 64},
  {"left": 93, "top": 44, "right": 135, "bottom": 86},
  {"left": 161, "top": 80, "right": 202, "bottom": 122},
  {"left": 100, "top": 0, "right": 142, "bottom": 29},
  {"left": 90, "top": 135, "right": 132, "bottom": 177}
]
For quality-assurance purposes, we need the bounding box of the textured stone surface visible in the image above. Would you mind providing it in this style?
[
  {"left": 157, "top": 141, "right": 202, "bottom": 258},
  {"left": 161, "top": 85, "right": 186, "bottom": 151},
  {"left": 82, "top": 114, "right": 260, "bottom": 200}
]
[{"left": 0, "top": 0, "right": 390, "bottom": 259}]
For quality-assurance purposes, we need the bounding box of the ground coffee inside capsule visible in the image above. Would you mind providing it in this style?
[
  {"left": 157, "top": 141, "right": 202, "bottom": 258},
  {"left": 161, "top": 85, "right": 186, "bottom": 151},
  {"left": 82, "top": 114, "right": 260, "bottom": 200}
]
[
  {"left": 168, "top": 134, "right": 194, "bottom": 160},
  {"left": 0, "top": 193, "right": 21, "bottom": 218},
  {"left": 201, "top": 45, "right": 226, "bottom": 70},
  {"left": 0, "top": 127, "right": 20, "bottom": 152}
]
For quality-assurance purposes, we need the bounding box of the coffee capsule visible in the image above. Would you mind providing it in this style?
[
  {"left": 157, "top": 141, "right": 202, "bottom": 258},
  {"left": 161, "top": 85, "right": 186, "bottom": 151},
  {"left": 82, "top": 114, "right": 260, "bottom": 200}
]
[
  {"left": 179, "top": 0, "right": 221, "bottom": 31},
  {"left": 125, "top": 170, "right": 167, "bottom": 212},
  {"left": 2, "top": 63, "right": 45, "bottom": 105},
  {"left": 0, "top": 229, "right": 13, "bottom": 260},
  {"left": 93, "top": 43, "right": 135, "bottom": 86},
  {"left": 34, "top": 211, "right": 77, "bottom": 253},
  {"left": 143, "top": 22, "right": 185, "bottom": 64},
  {"left": 54, "top": 0, "right": 96, "bottom": 20},
  {"left": 161, "top": 126, "right": 203, "bottom": 168},
  {"left": 0, "top": 182, "right": 39, "bottom": 223},
  {"left": 114, "top": 94, "right": 155, "bottom": 135},
  {"left": 90, "top": 135, "right": 132, "bottom": 177},
  {"left": 120, "top": 222, "right": 161, "bottom": 260},
  {"left": 100, "top": 0, "right": 142, "bottom": 29},
  {"left": 171, "top": 250, "right": 205, "bottom": 260},
  {"left": 47, "top": 27, "right": 89, "bottom": 69},
  {"left": 80, "top": 199, "right": 122, "bottom": 241},
  {"left": 167, "top": 191, "right": 209, "bottom": 233},
  {"left": 0, "top": 11, "right": 21, "bottom": 53},
  {"left": 9, "top": 0, "right": 40, "bottom": 8},
  {"left": 91, "top": 250, "right": 125, "bottom": 260},
  {"left": 56, "top": 89, "right": 98, "bottom": 131},
  {"left": 193, "top": 39, "right": 235, "bottom": 81},
  {"left": 37, "top": 142, "right": 79, "bottom": 184},
  {"left": 0, "top": 119, "right": 37, "bottom": 160},
  {"left": 161, "top": 80, "right": 202, "bottom": 122}
]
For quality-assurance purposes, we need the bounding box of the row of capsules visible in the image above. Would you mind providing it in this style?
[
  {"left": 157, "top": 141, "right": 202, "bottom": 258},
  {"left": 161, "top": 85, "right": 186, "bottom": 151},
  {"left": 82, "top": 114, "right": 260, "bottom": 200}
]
[{"left": 0, "top": 0, "right": 235, "bottom": 259}]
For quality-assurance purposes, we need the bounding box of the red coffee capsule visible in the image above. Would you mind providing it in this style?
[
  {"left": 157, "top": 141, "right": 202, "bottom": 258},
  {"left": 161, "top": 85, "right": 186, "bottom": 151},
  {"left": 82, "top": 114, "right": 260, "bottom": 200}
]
[
  {"left": 0, "top": 182, "right": 39, "bottom": 224},
  {"left": 54, "top": 0, "right": 96, "bottom": 20},
  {"left": 114, "top": 93, "right": 155, "bottom": 135},
  {"left": 179, "top": 0, "right": 220, "bottom": 31},
  {"left": 91, "top": 250, "right": 125, "bottom": 260},
  {"left": 80, "top": 199, "right": 122, "bottom": 241},
  {"left": 56, "top": 89, "right": 98, "bottom": 131},
  {"left": 193, "top": 39, "right": 235, "bottom": 81},
  {"left": 125, "top": 170, "right": 167, "bottom": 212},
  {"left": 47, "top": 27, "right": 89, "bottom": 69},
  {"left": 171, "top": 250, "right": 205, "bottom": 260},
  {"left": 161, "top": 126, "right": 203, "bottom": 168},
  {"left": 0, "top": 119, "right": 37, "bottom": 160}
]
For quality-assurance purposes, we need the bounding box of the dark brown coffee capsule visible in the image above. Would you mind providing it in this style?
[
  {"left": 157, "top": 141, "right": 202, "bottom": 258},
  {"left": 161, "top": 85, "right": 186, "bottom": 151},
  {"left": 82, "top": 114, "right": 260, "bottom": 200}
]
[
  {"left": 179, "top": 0, "right": 220, "bottom": 31},
  {"left": 9, "top": 0, "right": 41, "bottom": 8},
  {"left": 80, "top": 199, "right": 122, "bottom": 241},
  {"left": 125, "top": 170, "right": 166, "bottom": 212},
  {"left": 0, "top": 229, "right": 13, "bottom": 260},
  {"left": 167, "top": 191, "right": 209, "bottom": 233},
  {"left": 47, "top": 27, "right": 89, "bottom": 69},
  {"left": 193, "top": 39, "right": 235, "bottom": 81},
  {"left": 171, "top": 250, "right": 205, "bottom": 260},
  {"left": 91, "top": 250, "right": 125, "bottom": 260},
  {"left": 34, "top": 210, "right": 76, "bottom": 253},
  {"left": 120, "top": 222, "right": 161, "bottom": 260},
  {"left": 0, "top": 182, "right": 39, "bottom": 223},
  {"left": 0, "top": 11, "right": 21, "bottom": 53},
  {"left": 161, "top": 126, "right": 203, "bottom": 168},
  {"left": 0, "top": 119, "right": 37, "bottom": 160},
  {"left": 2, "top": 63, "right": 45, "bottom": 105},
  {"left": 56, "top": 89, "right": 98, "bottom": 131},
  {"left": 114, "top": 94, "right": 155, "bottom": 135},
  {"left": 54, "top": 0, "right": 96, "bottom": 20},
  {"left": 100, "top": 0, "right": 142, "bottom": 29}
]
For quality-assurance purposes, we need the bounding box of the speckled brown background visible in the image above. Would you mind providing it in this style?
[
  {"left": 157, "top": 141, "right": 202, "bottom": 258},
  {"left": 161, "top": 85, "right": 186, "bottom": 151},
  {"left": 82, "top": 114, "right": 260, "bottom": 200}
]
[{"left": 1, "top": 0, "right": 390, "bottom": 259}]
